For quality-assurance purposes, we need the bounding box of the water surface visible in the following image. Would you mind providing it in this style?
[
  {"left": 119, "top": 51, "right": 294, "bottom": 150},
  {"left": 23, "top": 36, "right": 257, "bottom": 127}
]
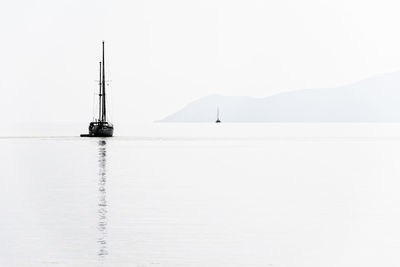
[{"left": 2, "top": 124, "right": 400, "bottom": 266}]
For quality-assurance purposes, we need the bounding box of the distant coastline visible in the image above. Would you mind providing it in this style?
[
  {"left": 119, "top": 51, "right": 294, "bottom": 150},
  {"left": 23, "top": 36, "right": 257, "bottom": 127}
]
[{"left": 157, "top": 72, "right": 400, "bottom": 123}]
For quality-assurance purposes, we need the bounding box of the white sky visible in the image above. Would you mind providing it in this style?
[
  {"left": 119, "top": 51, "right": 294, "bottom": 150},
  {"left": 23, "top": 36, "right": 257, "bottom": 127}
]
[{"left": 2, "top": 0, "right": 400, "bottom": 123}]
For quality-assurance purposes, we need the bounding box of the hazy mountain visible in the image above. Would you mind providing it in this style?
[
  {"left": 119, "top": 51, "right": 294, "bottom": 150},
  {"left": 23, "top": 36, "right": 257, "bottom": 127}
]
[{"left": 157, "top": 72, "right": 400, "bottom": 122}]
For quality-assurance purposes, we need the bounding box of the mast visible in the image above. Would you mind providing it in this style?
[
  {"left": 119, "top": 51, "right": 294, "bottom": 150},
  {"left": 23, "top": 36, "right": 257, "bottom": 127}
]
[
  {"left": 101, "top": 41, "right": 106, "bottom": 122},
  {"left": 98, "top": 61, "right": 102, "bottom": 121}
]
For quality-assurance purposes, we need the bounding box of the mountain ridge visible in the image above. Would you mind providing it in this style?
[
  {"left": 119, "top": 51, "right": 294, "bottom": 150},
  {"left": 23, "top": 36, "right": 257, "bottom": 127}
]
[{"left": 157, "top": 72, "right": 400, "bottom": 122}]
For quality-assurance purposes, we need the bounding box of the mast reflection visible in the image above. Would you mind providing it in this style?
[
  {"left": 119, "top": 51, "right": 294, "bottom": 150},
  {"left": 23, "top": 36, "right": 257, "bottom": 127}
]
[{"left": 97, "top": 139, "right": 108, "bottom": 259}]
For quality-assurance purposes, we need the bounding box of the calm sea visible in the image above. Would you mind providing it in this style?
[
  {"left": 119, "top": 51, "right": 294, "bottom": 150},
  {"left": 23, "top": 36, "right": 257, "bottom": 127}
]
[{"left": 2, "top": 123, "right": 400, "bottom": 266}]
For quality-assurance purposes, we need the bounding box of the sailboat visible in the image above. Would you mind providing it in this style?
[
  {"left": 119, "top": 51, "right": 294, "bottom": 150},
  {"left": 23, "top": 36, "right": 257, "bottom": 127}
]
[
  {"left": 81, "top": 41, "right": 114, "bottom": 137},
  {"left": 216, "top": 107, "right": 221, "bottom": 123}
]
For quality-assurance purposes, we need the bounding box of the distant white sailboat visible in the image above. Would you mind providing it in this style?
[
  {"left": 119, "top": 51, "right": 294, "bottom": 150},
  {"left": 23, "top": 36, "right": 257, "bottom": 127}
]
[{"left": 216, "top": 107, "right": 221, "bottom": 123}]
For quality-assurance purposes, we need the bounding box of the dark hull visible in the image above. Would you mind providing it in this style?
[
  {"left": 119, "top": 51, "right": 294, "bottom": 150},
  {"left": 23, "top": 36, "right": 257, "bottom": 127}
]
[
  {"left": 90, "top": 126, "right": 113, "bottom": 137},
  {"left": 81, "top": 122, "right": 114, "bottom": 137}
]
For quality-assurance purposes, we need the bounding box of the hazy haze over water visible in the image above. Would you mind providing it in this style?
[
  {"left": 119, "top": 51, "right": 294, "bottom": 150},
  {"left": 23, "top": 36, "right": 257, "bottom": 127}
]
[{"left": 3, "top": 0, "right": 400, "bottom": 124}]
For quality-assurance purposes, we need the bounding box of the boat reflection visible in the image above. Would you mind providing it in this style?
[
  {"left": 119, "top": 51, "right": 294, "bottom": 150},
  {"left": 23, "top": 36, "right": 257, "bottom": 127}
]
[{"left": 97, "top": 139, "right": 108, "bottom": 259}]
